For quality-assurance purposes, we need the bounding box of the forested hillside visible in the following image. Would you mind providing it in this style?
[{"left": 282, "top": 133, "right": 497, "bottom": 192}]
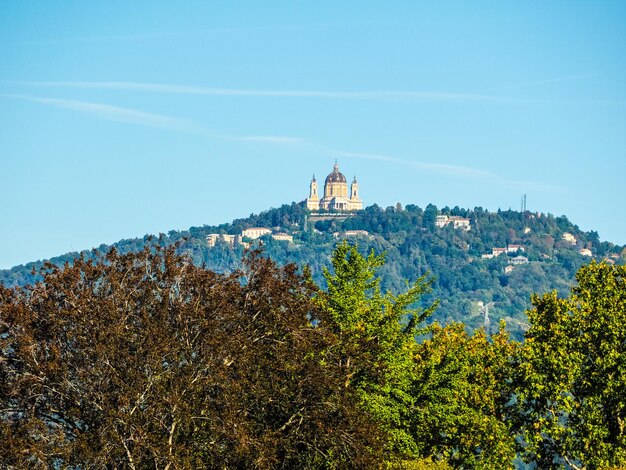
[
  {"left": 4, "top": 242, "right": 626, "bottom": 468},
  {"left": 2, "top": 202, "right": 624, "bottom": 339}
]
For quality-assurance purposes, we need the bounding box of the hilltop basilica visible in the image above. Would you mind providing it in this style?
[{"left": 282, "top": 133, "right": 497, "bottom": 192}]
[{"left": 306, "top": 163, "right": 363, "bottom": 211}]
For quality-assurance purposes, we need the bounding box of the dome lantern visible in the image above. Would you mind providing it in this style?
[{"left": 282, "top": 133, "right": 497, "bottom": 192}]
[{"left": 325, "top": 162, "right": 347, "bottom": 185}]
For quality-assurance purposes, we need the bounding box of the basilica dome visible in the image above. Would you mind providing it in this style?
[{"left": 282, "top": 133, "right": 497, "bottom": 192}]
[{"left": 325, "top": 163, "right": 347, "bottom": 184}]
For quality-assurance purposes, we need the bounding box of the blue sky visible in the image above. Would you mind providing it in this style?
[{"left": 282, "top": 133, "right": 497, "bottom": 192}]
[{"left": 1, "top": 1, "right": 625, "bottom": 269}]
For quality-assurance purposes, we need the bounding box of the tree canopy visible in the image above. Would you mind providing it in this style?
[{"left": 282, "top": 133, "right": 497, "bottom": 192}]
[
  {"left": 2, "top": 241, "right": 626, "bottom": 468},
  {"left": 0, "top": 246, "right": 382, "bottom": 468},
  {"left": 317, "top": 241, "right": 436, "bottom": 458},
  {"left": 514, "top": 262, "right": 626, "bottom": 469}
]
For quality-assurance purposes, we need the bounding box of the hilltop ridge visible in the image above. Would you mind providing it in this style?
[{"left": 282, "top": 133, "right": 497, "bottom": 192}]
[{"left": 2, "top": 202, "right": 624, "bottom": 339}]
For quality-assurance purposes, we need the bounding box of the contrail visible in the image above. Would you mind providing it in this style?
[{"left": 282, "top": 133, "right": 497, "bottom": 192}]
[
  {"left": 7, "top": 81, "right": 506, "bottom": 102},
  {"left": 1, "top": 93, "right": 199, "bottom": 131},
  {"left": 483, "top": 73, "right": 596, "bottom": 92},
  {"left": 336, "top": 150, "right": 564, "bottom": 192}
]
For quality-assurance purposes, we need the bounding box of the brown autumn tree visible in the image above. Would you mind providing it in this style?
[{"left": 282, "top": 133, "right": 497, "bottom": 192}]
[{"left": 0, "top": 246, "right": 383, "bottom": 469}]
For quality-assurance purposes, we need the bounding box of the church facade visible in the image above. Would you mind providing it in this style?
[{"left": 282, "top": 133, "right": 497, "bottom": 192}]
[{"left": 306, "top": 163, "right": 363, "bottom": 211}]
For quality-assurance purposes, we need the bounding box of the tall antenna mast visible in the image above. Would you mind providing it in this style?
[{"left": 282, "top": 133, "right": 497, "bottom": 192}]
[
  {"left": 521, "top": 194, "right": 527, "bottom": 213},
  {"left": 484, "top": 303, "right": 490, "bottom": 328},
  {"left": 483, "top": 301, "right": 494, "bottom": 332}
]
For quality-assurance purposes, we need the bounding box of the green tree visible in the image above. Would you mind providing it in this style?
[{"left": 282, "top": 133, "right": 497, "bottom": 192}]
[
  {"left": 411, "top": 323, "right": 518, "bottom": 468},
  {"left": 423, "top": 204, "right": 438, "bottom": 230},
  {"left": 317, "top": 241, "right": 437, "bottom": 460},
  {"left": 515, "top": 262, "right": 626, "bottom": 469}
]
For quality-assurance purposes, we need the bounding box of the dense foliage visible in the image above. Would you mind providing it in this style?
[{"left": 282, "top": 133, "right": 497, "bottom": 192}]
[
  {"left": 317, "top": 242, "right": 436, "bottom": 457},
  {"left": 0, "top": 247, "right": 383, "bottom": 468},
  {"left": 412, "top": 323, "right": 518, "bottom": 468},
  {"left": 514, "top": 262, "right": 626, "bottom": 468},
  {"left": 2, "top": 242, "right": 626, "bottom": 468},
  {"left": 3, "top": 202, "right": 624, "bottom": 341}
]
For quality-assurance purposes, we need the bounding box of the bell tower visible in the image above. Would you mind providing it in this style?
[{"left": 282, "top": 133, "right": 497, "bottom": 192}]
[
  {"left": 350, "top": 176, "right": 359, "bottom": 200},
  {"left": 309, "top": 175, "right": 318, "bottom": 198},
  {"left": 306, "top": 175, "right": 320, "bottom": 210},
  {"left": 349, "top": 176, "right": 362, "bottom": 210}
]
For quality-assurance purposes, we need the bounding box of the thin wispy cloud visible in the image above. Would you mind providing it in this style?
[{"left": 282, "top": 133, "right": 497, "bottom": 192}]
[
  {"left": 9, "top": 81, "right": 506, "bottom": 103},
  {"left": 1, "top": 94, "right": 200, "bottom": 132},
  {"left": 82, "top": 23, "right": 343, "bottom": 42},
  {"left": 8, "top": 78, "right": 615, "bottom": 106},
  {"left": 499, "top": 177, "right": 564, "bottom": 193},
  {"left": 336, "top": 151, "right": 496, "bottom": 179},
  {"left": 484, "top": 73, "right": 596, "bottom": 92},
  {"left": 15, "top": 23, "right": 344, "bottom": 46},
  {"left": 2, "top": 93, "right": 307, "bottom": 144},
  {"left": 336, "top": 150, "right": 563, "bottom": 192},
  {"left": 228, "top": 135, "right": 303, "bottom": 145},
  {"left": 2, "top": 93, "right": 309, "bottom": 143}
]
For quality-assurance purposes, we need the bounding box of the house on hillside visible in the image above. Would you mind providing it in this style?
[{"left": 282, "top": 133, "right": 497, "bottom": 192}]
[
  {"left": 271, "top": 233, "right": 293, "bottom": 243},
  {"left": 208, "top": 227, "right": 293, "bottom": 248},
  {"left": 241, "top": 227, "right": 272, "bottom": 240},
  {"left": 344, "top": 230, "right": 370, "bottom": 237},
  {"left": 435, "top": 215, "right": 471, "bottom": 231},
  {"left": 206, "top": 234, "right": 240, "bottom": 247},
  {"left": 333, "top": 230, "right": 371, "bottom": 239},
  {"left": 492, "top": 247, "right": 507, "bottom": 257}
]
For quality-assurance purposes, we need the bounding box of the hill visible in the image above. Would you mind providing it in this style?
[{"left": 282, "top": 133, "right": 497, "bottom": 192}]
[{"left": 2, "top": 202, "right": 624, "bottom": 340}]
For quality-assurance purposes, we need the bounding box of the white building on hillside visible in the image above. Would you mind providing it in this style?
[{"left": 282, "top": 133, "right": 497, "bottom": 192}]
[
  {"left": 206, "top": 234, "right": 240, "bottom": 247},
  {"left": 241, "top": 227, "right": 272, "bottom": 239},
  {"left": 435, "top": 215, "right": 471, "bottom": 230},
  {"left": 271, "top": 233, "right": 293, "bottom": 242}
]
